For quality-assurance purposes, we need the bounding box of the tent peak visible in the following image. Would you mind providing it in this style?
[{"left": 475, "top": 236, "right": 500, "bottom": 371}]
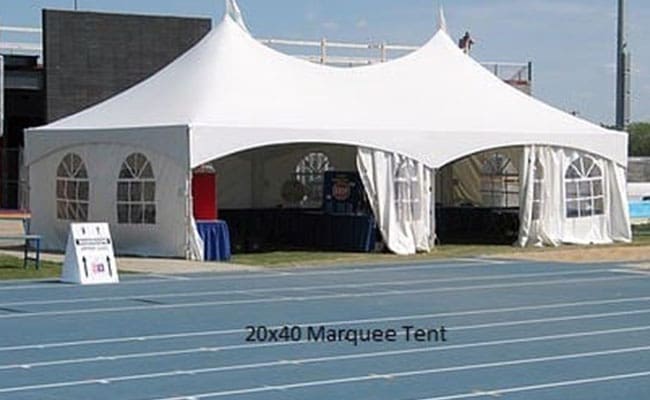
[
  {"left": 224, "top": 0, "right": 248, "bottom": 32},
  {"left": 438, "top": 5, "right": 448, "bottom": 33}
]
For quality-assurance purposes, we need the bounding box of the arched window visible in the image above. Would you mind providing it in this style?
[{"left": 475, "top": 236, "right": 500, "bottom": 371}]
[
  {"left": 117, "top": 153, "right": 156, "bottom": 224},
  {"left": 56, "top": 153, "right": 89, "bottom": 221},
  {"left": 294, "top": 152, "right": 333, "bottom": 206},
  {"left": 532, "top": 160, "right": 544, "bottom": 220},
  {"left": 480, "top": 152, "right": 519, "bottom": 207},
  {"left": 394, "top": 158, "right": 421, "bottom": 222},
  {"left": 565, "top": 156, "right": 604, "bottom": 218}
]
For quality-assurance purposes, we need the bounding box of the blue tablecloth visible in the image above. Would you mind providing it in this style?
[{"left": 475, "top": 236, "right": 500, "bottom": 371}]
[
  {"left": 196, "top": 220, "right": 231, "bottom": 262},
  {"left": 219, "top": 210, "right": 376, "bottom": 253}
]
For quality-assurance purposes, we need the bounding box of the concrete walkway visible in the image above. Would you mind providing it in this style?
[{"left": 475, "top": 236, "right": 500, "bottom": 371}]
[{"left": 0, "top": 250, "right": 264, "bottom": 274}]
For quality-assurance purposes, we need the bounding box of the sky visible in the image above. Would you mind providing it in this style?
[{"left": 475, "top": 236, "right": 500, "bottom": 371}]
[{"left": 1, "top": 0, "right": 649, "bottom": 125}]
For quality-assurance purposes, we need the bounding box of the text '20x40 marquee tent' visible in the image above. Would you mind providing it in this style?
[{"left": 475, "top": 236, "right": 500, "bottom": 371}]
[{"left": 25, "top": 1, "right": 631, "bottom": 258}]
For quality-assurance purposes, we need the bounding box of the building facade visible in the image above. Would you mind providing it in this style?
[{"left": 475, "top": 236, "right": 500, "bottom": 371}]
[
  {"left": 1, "top": 10, "right": 211, "bottom": 209},
  {"left": 43, "top": 9, "right": 212, "bottom": 122}
]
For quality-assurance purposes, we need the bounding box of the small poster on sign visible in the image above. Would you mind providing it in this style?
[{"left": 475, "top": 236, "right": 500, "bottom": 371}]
[{"left": 62, "top": 223, "right": 119, "bottom": 285}]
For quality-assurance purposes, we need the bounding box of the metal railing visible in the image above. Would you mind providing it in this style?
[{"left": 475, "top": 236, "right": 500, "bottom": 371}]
[
  {"left": 0, "top": 26, "right": 42, "bottom": 56},
  {"left": 260, "top": 37, "right": 532, "bottom": 89},
  {"left": 260, "top": 37, "right": 415, "bottom": 66},
  {"left": 0, "top": 25, "right": 532, "bottom": 87}
]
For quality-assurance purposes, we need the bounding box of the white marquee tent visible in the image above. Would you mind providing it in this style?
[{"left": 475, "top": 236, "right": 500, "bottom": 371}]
[{"left": 25, "top": 1, "right": 631, "bottom": 258}]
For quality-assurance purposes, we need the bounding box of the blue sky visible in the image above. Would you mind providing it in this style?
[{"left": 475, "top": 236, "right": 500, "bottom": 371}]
[{"left": 2, "top": 0, "right": 649, "bottom": 125}]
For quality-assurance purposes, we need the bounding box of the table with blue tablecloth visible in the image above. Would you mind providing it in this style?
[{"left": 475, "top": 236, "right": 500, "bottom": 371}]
[
  {"left": 435, "top": 207, "right": 519, "bottom": 244},
  {"left": 196, "top": 220, "right": 232, "bottom": 261},
  {"left": 220, "top": 209, "right": 376, "bottom": 253}
]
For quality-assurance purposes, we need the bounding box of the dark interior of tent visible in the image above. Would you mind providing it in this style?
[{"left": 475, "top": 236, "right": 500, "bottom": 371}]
[{"left": 193, "top": 144, "right": 521, "bottom": 254}]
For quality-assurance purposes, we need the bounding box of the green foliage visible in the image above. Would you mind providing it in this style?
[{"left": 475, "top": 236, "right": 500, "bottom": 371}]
[{"left": 629, "top": 122, "right": 650, "bottom": 156}]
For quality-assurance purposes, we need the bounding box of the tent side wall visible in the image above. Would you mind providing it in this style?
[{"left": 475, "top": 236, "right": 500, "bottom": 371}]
[
  {"left": 435, "top": 144, "right": 632, "bottom": 246},
  {"left": 26, "top": 126, "right": 191, "bottom": 258}
]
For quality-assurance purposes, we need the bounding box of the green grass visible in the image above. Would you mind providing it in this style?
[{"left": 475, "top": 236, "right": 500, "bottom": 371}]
[
  {"left": 0, "top": 227, "right": 648, "bottom": 279},
  {"left": 231, "top": 244, "right": 514, "bottom": 267},
  {"left": 231, "top": 232, "right": 650, "bottom": 267},
  {"left": 0, "top": 255, "right": 62, "bottom": 280},
  {"left": 633, "top": 223, "right": 650, "bottom": 238}
]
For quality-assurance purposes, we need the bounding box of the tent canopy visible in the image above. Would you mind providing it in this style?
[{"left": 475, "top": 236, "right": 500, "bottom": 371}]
[
  {"left": 26, "top": 3, "right": 627, "bottom": 169},
  {"left": 23, "top": 1, "right": 632, "bottom": 257}
]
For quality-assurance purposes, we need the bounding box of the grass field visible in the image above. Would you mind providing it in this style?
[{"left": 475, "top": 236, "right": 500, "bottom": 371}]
[
  {"left": 0, "top": 255, "right": 61, "bottom": 280},
  {"left": 0, "top": 224, "right": 648, "bottom": 279},
  {"left": 230, "top": 244, "right": 511, "bottom": 267}
]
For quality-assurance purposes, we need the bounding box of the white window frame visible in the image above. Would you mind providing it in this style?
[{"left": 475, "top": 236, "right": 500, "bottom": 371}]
[
  {"left": 56, "top": 153, "right": 89, "bottom": 222},
  {"left": 480, "top": 152, "right": 520, "bottom": 208},
  {"left": 293, "top": 152, "right": 333, "bottom": 207},
  {"left": 117, "top": 153, "right": 156, "bottom": 225},
  {"left": 564, "top": 156, "right": 605, "bottom": 219},
  {"left": 394, "top": 158, "right": 421, "bottom": 222},
  {"left": 532, "top": 160, "right": 544, "bottom": 220}
]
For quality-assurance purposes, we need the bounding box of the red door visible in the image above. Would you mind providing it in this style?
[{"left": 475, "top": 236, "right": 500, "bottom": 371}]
[{"left": 192, "top": 170, "right": 217, "bottom": 220}]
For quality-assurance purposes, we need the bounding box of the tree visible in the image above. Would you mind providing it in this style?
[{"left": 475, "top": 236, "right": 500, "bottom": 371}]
[{"left": 629, "top": 122, "right": 650, "bottom": 156}]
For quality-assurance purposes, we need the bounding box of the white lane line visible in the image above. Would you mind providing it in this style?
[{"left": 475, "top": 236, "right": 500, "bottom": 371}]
[
  {"left": 2, "top": 295, "right": 649, "bottom": 353},
  {"left": 453, "top": 258, "right": 510, "bottom": 265},
  {"left": 0, "top": 269, "right": 611, "bottom": 308},
  {"left": 254, "top": 258, "right": 514, "bottom": 275},
  {"left": 0, "top": 274, "right": 645, "bottom": 321},
  {"left": 3, "top": 308, "right": 650, "bottom": 371},
  {"left": 452, "top": 307, "right": 650, "bottom": 331},
  {"left": 0, "top": 274, "right": 644, "bottom": 320},
  {"left": 412, "top": 371, "right": 650, "bottom": 400},
  {"left": 610, "top": 269, "right": 650, "bottom": 276},
  {"left": 141, "top": 274, "right": 193, "bottom": 281},
  {"left": 143, "top": 346, "right": 650, "bottom": 399},
  {"left": 3, "top": 327, "right": 650, "bottom": 395},
  {"left": 0, "top": 261, "right": 499, "bottom": 291}
]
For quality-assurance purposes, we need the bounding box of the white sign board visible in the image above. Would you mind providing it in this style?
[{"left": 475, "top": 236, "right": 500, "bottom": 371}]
[{"left": 62, "top": 223, "right": 119, "bottom": 285}]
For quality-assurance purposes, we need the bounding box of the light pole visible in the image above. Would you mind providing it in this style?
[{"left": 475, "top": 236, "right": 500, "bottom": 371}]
[
  {"left": 616, "top": 0, "right": 631, "bottom": 130},
  {"left": 74, "top": 0, "right": 78, "bottom": 10}
]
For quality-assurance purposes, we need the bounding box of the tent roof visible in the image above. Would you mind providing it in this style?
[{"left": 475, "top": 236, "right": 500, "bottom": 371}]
[{"left": 29, "top": 4, "right": 627, "bottom": 167}]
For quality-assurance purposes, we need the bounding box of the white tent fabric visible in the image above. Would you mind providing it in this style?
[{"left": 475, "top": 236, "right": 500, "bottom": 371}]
[
  {"left": 357, "top": 148, "right": 435, "bottom": 255},
  {"left": 438, "top": 7, "right": 448, "bottom": 33},
  {"left": 225, "top": 0, "right": 248, "bottom": 32},
  {"left": 518, "top": 146, "right": 632, "bottom": 246},
  {"left": 189, "top": 217, "right": 205, "bottom": 260},
  {"left": 26, "top": 9, "right": 627, "bottom": 168},
  {"left": 28, "top": 139, "right": 191, "bottom": 257},
  {"left": 23, "top": 0, "right": 630, "bottom": 257}
]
